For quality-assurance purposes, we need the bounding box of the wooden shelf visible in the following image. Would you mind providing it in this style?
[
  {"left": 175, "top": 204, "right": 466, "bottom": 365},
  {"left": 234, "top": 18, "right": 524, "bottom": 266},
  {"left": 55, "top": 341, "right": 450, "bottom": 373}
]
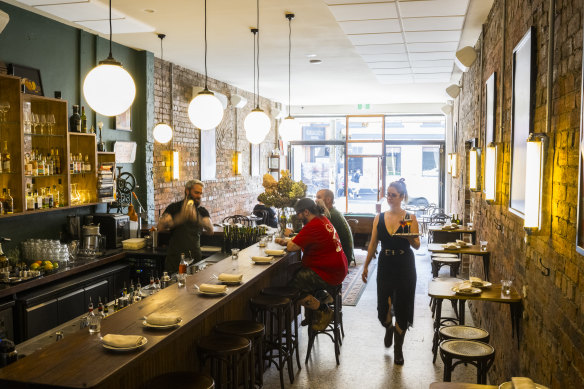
[
  {"left": 97, "top": 151, "right": 115, "bottom": 155},
  {"left": 68, "top": 132, "right": 96, "bottom": 137}
]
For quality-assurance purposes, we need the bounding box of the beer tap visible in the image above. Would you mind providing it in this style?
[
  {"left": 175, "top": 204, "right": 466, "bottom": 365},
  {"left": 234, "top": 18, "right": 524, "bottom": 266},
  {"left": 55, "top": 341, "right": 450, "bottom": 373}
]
[{"left": 131, "top": 192, "right": 145, "bottom": 235}]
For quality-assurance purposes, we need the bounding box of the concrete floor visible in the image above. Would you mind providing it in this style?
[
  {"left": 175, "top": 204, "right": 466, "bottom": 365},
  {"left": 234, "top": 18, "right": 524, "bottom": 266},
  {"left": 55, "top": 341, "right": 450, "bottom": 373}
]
[{"left": 263, "top": 239, "right": 480, "bottom": 389}]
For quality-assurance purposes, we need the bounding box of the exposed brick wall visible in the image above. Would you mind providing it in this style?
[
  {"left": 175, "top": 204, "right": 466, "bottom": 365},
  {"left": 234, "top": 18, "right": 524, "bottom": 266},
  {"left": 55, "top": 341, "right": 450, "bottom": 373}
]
[
  {"left": 152, "top": 58, "right": 280, "bottom": 223},
  {"left": 450, "top": 0, "right": 583, "bottom": 387}
]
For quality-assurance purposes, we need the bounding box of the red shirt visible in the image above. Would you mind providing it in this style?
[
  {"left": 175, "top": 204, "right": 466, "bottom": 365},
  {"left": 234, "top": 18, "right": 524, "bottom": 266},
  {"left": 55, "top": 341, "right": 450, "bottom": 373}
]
[{"left": 292, "top": 216, "right": 348, "bottom": 285}]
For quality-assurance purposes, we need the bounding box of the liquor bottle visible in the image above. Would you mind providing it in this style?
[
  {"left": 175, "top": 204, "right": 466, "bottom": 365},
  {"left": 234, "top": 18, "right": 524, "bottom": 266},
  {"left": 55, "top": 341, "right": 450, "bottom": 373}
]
[
  {"left": 2, "top": 141, "right": 10, "bottom": 173},
  {"left": 26, "top": 190, "right": 34, "bottom": 211},
  {"left": 128, "top": 281, "right": 134, "bottom": 305},
  {"left": 69, "top": 105, "right": 81, "bottom": 132},
  {"left": 77, "top": 153, "right": 83, "bottom": 174},
  {"left": 87, "top": 298, "right": 101, "bottom": 334},
  {"left": 35, "top": 189, "right": 42, "bottom": 210},
  {"left": 80, "top": 106, "right": 87, "bottom": 133},
  {"left": 4, "top": 189, "right": 13, "bottom": 214},
  {"left": 104, "top": 300, "right": 110, "bottom": 316},
  {"left": 55, "top": 149, "right": 61, "bottom": 174},
  {"left": 178, "top": 253, "right": 187, "bottom": 287},
  {"left": 52, "top": 185, "right": 60, "bottom": 208},
  {"left": 69, "top": 153, "right": 74, "bottom": 173},
  {"left": 46, "top": 187, "right": 54, "bottom": 208},
  {"left": 97, "top": 297, "right": 106, "bottom": 319},
  {"left": 84, "top": 155, "right": 91, "bottom": 172}
]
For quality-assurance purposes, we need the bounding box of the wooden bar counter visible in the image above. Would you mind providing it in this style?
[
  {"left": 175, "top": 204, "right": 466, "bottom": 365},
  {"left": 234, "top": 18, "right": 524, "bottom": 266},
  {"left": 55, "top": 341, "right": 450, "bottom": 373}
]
[{"left": 0, "top": 243, "right": 299, "bottom": 389}]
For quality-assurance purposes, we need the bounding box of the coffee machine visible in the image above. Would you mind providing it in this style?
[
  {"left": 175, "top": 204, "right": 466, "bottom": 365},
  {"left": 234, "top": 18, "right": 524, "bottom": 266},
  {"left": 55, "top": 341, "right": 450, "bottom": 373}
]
[{"left": 91, "top": 213, "right": 130, "bottom": 249}]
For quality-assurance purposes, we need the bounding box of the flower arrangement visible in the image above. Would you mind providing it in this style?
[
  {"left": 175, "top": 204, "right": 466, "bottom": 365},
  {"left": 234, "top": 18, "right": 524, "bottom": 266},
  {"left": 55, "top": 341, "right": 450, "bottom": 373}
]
[{"left": 257, "top": 170, "right": 307, "bottom": 209}]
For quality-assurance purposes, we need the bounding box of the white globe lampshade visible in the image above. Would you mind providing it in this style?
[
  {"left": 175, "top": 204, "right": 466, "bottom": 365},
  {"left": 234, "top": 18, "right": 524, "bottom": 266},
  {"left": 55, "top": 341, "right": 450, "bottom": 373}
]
[
  {"left": 188, "top": 90, "right": 224, "bottom": 130},
  {"left": 153, "top": 123, "right": 173, "bottom": 144},
  {"left": 279, "top": 116, "right": 301, "bottom": 143},
  {"left": 83, "top": 62, "right": 136, "bottom": 117},
  {"left": 244, "top": 108, "right": 271, "bottom": 144}
]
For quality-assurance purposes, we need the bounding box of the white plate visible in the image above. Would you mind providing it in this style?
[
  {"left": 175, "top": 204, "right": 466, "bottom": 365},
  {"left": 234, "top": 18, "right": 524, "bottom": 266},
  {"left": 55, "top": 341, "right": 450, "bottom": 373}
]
[
  {"left": 451, "top": 286, "right": 482, "bottom": 295},
  {"left": 102, "top": 337, "right": 148, "bottom": 351},
  {"left": 143, "top": 319, "right": 182, "bottom": 329},
  {"left": 499, "top": 382, "right": 549, "bottom": 389}
]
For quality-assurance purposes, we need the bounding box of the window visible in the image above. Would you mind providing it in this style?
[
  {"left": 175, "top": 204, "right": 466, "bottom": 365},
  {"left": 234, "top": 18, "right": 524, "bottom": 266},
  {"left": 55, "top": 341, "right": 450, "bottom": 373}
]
[
  {"left": 386, "top": 147, "right": 401, "bottom": 175},
  {"left": 422, "top": 146, "right": 440, "bottom": 177},
  {"left": 385, "top": 115, "right": 445, "bottom": 141}
]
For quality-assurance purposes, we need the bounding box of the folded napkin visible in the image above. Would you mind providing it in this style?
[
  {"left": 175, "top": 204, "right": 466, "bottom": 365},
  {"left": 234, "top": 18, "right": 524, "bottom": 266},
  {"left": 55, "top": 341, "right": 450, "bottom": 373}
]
[
  {"left": 264, "top": 249, "right": 285, "bottom": 256},
  {"left": 469, "top": 276, "right": 484, "bottom": 287},
  {"left": 199, "top": 283, "right": 227, "bottom": 293},
  {"left": 443, "top": 242, "right": 458, "bottom": 249},
  {"left": 218, "top": 273, "right": 243, "bottom": 282},
  {"left": 102, "top": 334, "right": 145, "bottom": 348},
  {"left": 456, "top": 281, "right": 474, "bottom": 293},
  {"left": 512, "top": 377, "right": 536, "bottom": 389},
  {"left": 252, "top": 256, "right": 273, "bottom": 263},
  {"left": 146, "top": 312, "right": 181, "bottom": 326}
]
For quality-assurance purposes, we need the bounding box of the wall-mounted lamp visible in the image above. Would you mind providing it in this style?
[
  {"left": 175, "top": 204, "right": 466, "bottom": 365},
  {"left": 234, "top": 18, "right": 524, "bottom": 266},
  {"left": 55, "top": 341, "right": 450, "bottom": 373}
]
[
  {"left": 484, "top": 142, "right": 498, "bottom": 202},
  {"left": 441, "top": 104, "right": 453, "bottom": 115},
  {"left": 231, "top": 94, "right": 248, "bottom": 109},
  {"left": 451, "top": 153, "right": 458, "bottom": 178},
  {"left": 524, "top": 133, "right": 547, "bottom": 231},
  {"left": 446, "top": 84, "right": 461, "bottom": 99},
  {"left": 172, "top": 150, "right": 180, "bottom": 180},
  {"left": 469, "top": 146, "right": 481, "bottom": 191},
  {"left": 455, "top": 46, "right": 477, "bottom": 72},
  {"left": 233, "top": 151, "right": 242, "bottom": 175}
]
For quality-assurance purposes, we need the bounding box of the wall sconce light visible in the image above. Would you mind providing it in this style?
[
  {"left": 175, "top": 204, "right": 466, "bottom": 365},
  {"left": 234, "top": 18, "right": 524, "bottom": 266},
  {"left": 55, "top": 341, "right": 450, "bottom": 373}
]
[
  {"left": 172, "top": 150, "right": 180, "bottom": 180},
  {"left": 524, "top": 133, "right": 547, "bottom": 231},
  {"left": 469, "top": 146, "right": 481, "bottom": 191},
  {"left": 233, "top": 151, "right": 242, "bottom": 175},
  {"left": 451, "top": 153, "right": 458, "bottom": 178},
  {"left": 441, "top": 104, "right": 453, "bottom": 115},
  {"left": 446, "top": 84, "right": 461, "bottom": 99},
  {"left": 484, "top": 142, "right": 498, "bottom": 202},
  {"left": 455, "top": 46, "right": 477, "bottom": 72}
]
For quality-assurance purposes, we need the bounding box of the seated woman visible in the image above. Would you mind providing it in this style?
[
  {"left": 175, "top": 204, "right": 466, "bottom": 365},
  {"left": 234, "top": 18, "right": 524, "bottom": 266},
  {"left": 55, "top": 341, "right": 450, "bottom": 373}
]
[{"left": 253, "top": 196, "right": 278, "bottom": 228}]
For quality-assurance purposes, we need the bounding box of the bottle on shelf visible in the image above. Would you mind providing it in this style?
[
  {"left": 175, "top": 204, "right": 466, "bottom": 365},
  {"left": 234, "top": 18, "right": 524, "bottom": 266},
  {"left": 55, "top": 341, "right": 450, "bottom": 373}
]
[
  {"left": 69, "top": 153, "right": 74, "bottom": 173},
  {"left": 97, "top": 297, "right": 106, "bottom": 319},
  {"left": 57, "top": 179, "right": 65, "bottom": 207},
  {"left": 80, "top": 106, "right": 87, "bottom": 133},
  {"left": 84, "top": 155, "right": 91, "bottom": 172},
  {"left": 26, "top": 189, "right": 34, "bottom": 211},
  {"left": 2, "top": 141, "right": 10, "bottom": 173},
  {"left": 55, "top": 149, "right": 61, "bottom": 175},
  {"left": 77, "top": 153, "right": 83, "bottom": 174},
  {"left": 4, "top": 189, "right": 13, "bottom": 214},
  {"left": 0, "top": 190, "right": 4, "bottom": 215},
  {"left": 34, "top": 189, "right": 42, "bottom": 210},
  {"left": 69, "top": 105, "right": 81, "bottom": 132}
]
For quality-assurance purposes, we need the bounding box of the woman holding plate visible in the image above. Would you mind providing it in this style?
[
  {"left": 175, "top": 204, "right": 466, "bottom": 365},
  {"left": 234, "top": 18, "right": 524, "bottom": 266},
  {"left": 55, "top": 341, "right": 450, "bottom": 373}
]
[{"left": 362, "top": 178, "right": 420, "bottom": 365}]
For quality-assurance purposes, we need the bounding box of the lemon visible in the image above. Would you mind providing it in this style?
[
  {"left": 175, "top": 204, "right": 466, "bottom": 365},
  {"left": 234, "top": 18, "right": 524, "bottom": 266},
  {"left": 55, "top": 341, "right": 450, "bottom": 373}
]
[
  {"left": 44, "top": 263, "right": 54, "bottom": 271},
  {"left": 52, "top": 262, "right": 59, "bottom": 269},
  {"left": 30, "top": 263, "right": 40, "bottom": 270}
]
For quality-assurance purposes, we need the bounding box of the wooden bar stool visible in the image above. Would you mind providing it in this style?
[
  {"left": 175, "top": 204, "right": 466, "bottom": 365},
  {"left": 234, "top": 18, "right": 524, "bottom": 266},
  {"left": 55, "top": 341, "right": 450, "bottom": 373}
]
[
  {"left": 305, "top": 284, "right": 342, "bottom": 365},
  {"left": 431, "top": 254, "right": 461, "bottom": 278},
  {"left": 439, "top": 339, "right": 495, "bottom": 384},
  {"left": 197, "top": 334, "right": 252, "bottom": 389},
  {"left": 261, "top": 286, "right": 302, "bottom": 372},
  {"left": 143, "top": 372, "right": 214, "bottom": 389},
  {"left": 434, "top": 325, "right": 489, "bottom": 362},
  {"left": 250, "top": 294, "right": 294, "bottom": 389},
  {"left": 214, "top": 320, "right": 265, "bottom": 389}
]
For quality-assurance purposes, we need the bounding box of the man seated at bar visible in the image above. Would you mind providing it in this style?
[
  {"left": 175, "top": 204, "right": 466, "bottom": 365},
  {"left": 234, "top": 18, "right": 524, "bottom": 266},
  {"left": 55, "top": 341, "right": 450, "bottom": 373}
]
[
  {"left": 157, "top": 179, "right": 213, "bottom": 273},
  {"left": 316, "top": 188, "right": 355, "bottom": 267},
  {"left": 275, "top": 197, "right": 348, "bottom": 330},
  {"left": 253, "top": 195, "right": 278, "bottom": 228}
]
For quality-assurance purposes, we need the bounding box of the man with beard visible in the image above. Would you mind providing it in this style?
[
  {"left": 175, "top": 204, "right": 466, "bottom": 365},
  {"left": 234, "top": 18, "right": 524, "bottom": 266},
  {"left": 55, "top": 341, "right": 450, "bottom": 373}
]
[
  {"left": 316, "top": 189, "right": 355, "bottom": 267},
  {"left": 158, "top": 180, "right": 214, "bottom": 273},
  {"left": 275, "top": 198, "right": 348, "bottom": 330}
]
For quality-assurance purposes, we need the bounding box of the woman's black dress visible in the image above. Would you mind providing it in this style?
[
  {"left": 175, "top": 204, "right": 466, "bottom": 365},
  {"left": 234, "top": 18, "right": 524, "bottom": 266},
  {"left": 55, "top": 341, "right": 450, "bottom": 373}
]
[{"left": 376, "top": 212, "right": 417, "bottom": 330}]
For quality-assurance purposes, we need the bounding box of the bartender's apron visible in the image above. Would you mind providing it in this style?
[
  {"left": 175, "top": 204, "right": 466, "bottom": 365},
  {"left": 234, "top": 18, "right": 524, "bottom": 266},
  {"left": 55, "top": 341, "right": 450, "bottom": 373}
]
[{"left": 165, "top": 220, "right": 202, "bottom": 273}]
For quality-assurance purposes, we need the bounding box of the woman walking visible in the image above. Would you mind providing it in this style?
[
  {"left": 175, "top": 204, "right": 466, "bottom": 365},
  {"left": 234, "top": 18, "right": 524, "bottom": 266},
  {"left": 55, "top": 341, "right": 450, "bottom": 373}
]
[{"left": 362, "top": 178, "right": 420, "bottom": 365}]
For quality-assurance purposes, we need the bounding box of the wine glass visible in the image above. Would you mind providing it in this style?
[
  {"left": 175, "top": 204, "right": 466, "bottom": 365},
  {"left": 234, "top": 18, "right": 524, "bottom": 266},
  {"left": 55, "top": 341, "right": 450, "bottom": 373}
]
[
  {"left": 47, "top": 114, "right": 56, "bottom": 134},
  {"left": 23, "top": 110, "right": 32, "bottom": 133},
  {"left": 39, "top": 114, "right": 46, "bottom": 135},
  {"left": 32, "top": 113, "right": 40, "bottom": 134},
  {"left": 0, "top": 102, "right": 10, "bottom": 122}
]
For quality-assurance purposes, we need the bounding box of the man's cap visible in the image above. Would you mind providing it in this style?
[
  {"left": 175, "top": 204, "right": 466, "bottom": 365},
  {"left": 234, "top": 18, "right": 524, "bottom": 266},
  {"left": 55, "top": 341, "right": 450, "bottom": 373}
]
[{"left": 294, "top": 197, "right": 315, "bottom": 213}]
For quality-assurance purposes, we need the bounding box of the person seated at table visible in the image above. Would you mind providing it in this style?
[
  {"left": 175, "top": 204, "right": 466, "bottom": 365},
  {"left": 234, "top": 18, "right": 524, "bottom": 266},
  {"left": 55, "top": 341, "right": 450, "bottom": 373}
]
[
  {"left": 252, "top": 196, "right": 278, "bottom": 228},
  {"left": 361, "top": 178, "right": 420, "bottom": 365},
  {"left": 275, "top": 198, "right": 348, "bottom": 330},
  {"left": 316, "top": 188, "right": 356, "bottom": 267}
]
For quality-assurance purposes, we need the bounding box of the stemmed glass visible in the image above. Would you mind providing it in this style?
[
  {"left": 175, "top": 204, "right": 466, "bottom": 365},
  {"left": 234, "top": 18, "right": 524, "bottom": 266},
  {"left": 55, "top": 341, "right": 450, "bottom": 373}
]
[
  {"left": 0, "top": 101, "right": 10, "bottom": 122},
  {"left": 23, "top": 110, "right": 32, "bottom": 133},
  {"left": 47, "top": 114, "right": 56, "bottom": 134},
  {"left": 32, "top": 113, "right": 40, "bottom": 134},
  {"left": 39, "top": 114, "right": 46, "bottom": 135}
]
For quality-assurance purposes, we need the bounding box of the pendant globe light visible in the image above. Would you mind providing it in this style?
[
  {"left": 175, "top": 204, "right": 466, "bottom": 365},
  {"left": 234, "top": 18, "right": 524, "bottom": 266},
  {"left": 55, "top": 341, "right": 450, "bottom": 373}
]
[
  {"left": 279, "top": 13, "right": 300, "bottom": 144},
  {"left": 244, "top": 0, "right": 271, "bottom": 145},
  {"left": 153, "top": 34, "right": 173, "bottom": 144},
  {"left": 188, "top": 0, "right": 224, "bottom": 130},
  {"left": 83, "top": 0, "right": 135, "bottom": 117}
]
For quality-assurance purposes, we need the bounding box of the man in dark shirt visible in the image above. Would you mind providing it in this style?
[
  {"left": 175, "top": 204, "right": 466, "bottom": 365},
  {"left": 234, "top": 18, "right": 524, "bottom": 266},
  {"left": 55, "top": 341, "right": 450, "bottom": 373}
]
[
  {"left": 253, "top": 196, "right": 278, "bottom": 228},
  {"left": 316, "top": 189, "right": 355, "bottom": 267},
  {"left": 158, "top": 180, "right": 213, "bottom": 273}
]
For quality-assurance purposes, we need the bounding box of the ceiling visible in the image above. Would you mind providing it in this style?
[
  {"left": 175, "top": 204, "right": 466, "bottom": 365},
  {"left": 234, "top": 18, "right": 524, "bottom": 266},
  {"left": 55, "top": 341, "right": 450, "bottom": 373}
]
[{"left": 7, "top": 0, "right": 494, "bottom": 108}]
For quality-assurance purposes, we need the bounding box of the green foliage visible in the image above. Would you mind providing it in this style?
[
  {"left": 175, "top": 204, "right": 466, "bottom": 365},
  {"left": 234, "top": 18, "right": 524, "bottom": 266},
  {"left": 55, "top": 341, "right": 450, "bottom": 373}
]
[{"left": 259, "top": 171, "right": 307, "bottom": 209}]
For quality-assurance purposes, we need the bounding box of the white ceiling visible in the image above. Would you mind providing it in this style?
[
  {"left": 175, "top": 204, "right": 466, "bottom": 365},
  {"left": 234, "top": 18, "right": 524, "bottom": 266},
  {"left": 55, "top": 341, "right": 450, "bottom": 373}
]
[{"left": 7, "top": 0, "right": 494, "bottom": 108}]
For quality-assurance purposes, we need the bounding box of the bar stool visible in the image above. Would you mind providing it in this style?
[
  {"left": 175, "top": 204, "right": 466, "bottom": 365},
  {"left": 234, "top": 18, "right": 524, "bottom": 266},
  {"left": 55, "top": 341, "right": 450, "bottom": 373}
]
[
  {"left": 214, "top": 320, "right": 265, "bottom": 389},
  {"left": 431, "top": 253, "right": 461, "bottom": 278},
  {"left": 261, "top": 286, "right": 302, "bottom": 371},
  {"left": 305, "top": 284, "right": 342, "bottom": 365},
  {"left": 143, "top": 372, "right": 214, "bottom": 389},
  {"left": 250, "top": 294, "right": 294, "bottom": 389},
  {"left": 434, "top": 325, "right": 489, "bottom": 362},
  {"left": 197, "top": 334, "right": 252, "bottom": 389},
  {"left": 439, "top": 339, "right": 495, "bottom": 384}
]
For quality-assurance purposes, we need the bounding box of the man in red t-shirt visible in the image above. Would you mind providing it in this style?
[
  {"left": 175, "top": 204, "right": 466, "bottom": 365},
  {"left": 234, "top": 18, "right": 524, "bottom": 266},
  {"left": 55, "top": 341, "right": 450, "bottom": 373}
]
[{"left": 275, "top": 198, "right": 348, "bottom": 330}]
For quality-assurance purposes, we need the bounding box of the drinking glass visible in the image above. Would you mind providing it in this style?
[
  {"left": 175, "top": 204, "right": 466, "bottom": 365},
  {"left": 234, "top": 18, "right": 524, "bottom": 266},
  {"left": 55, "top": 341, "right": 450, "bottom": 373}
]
[
  {"left": 501, "top": 279, "right": 512, "bottom": 295},
  {"left": 39, "top": 114, "right": 46, "bottom": 134},
  {"left": 0, "top": 101, "right": 10, "bottom": 122},
  {"left": 32, "top": 113, "right": 40, "bottom": 134},
  {"left": 23, "top": 110, "right": 32, "bottom": 133},
  {"left": 231, "top": 248, "right": 240, "bottom": 260},
  {"left": 479, "top": 241, "right": 488, "bottom": 251},
  {"left": 47, "top": 114, "right": 56, "bottom": 134}
]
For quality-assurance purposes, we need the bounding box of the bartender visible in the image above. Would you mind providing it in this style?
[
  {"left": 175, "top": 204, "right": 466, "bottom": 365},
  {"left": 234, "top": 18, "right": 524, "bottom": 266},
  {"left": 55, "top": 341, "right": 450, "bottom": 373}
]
[{"left": 157, "top": 179, "right": 214, "bottom": 273}]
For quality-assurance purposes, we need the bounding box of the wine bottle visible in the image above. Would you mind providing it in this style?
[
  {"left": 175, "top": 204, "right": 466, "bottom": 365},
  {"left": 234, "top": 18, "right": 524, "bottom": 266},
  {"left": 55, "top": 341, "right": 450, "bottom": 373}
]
[
  {"left": 80, "top": 106, "right": 87, "bottom": 133},
  {"left": 70, "top": 105, "right": 81, "bottom": 132}
]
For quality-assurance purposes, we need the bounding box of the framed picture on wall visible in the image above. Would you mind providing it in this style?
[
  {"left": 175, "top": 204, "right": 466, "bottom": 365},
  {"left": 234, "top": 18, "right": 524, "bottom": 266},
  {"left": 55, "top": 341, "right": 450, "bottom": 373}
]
[
  {"left": 115, "top": 107, "right": 132, "bottom": 131},
  {"left": 485, "top": 72, "right": 496, "bottom": 145},
  {"left": 576, "top": 30, "right": 584, "bottom": 255},
  {"left": 9, "top": 63, "right": 43, "bottom": 95},
  {"left": 509, "top": 27, "right": 535, "bottom": 217}
]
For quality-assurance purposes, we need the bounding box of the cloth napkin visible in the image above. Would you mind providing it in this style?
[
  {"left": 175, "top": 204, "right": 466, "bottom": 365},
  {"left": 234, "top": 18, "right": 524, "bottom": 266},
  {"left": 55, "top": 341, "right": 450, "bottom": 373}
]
[
  {"left": 264, "top": 249, "right": 285, "bottom": 256},
  {"left": 512, "top": 377, "right": 536, "bottom": 389},
  {"left": 443, "top": 242, "right": 459, "bottom": 249},
  {"left": 469, "top": 276, "right": 484, "bottom": 287},
  {"left": 456, "top": 281, "right": 474, "bottom": 293},
  {"left": 218, "top": 273, "right": 243, "bottom": 282},
  {"left": 102, "top": 334, "right": 144, "bottom": 348},
  {"left": 199, "top": 283, "right": 227, "bottom": 293},
  {"left": 146, "top": 312, "right": 181, "bottom": 326},
  {"left": 252, "top": 256, "right": 273, "bottom": 263}
]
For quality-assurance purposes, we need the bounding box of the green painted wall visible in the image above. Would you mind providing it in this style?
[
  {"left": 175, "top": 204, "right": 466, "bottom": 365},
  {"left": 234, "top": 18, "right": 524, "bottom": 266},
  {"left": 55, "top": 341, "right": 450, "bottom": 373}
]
[{"left": 0, "top": 2, "right": 153, "bottom": 252}]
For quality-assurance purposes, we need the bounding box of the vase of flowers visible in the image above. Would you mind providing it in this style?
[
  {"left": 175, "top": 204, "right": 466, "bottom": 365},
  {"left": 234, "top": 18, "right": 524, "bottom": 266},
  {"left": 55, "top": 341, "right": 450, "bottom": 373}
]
[{"left": 258, "top": 171, "right": 307, "bottom": 236}]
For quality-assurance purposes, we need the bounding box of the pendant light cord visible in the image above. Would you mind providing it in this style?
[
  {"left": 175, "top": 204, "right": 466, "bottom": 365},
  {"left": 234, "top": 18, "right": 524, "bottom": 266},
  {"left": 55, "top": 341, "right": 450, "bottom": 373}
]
[
  {"left": 108, "top": 0, "right": 113, "bottom": 58},
  {"left": 287, "top": 15, "right": 292, "bottom": 116},
  {"left": 253, "top": 29, "right": 257, "bottom": 107},
  {"left": 256, "top": 0, "right": 260, "bottom": 108},
  {"left": 204, "top": 0, "right": 208, "bottom": 89}
]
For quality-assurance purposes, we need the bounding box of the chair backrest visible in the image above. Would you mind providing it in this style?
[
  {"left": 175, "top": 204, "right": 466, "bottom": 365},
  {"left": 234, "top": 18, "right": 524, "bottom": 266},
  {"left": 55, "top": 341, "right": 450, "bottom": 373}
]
[
  {"left": 430, "top": 213, "right": 451, "bottom": 224},
  {"left": 253, "top": 209, "right": 271, "bottom": 226},
  {"left": 222, "top": 215, "right": 252, "bottom": 226}
]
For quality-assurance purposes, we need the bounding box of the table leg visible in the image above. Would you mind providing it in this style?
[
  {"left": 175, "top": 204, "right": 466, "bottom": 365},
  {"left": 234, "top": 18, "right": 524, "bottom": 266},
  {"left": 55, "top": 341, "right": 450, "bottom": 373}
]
[
  {"left": 458, "top": 300, "right": 466, "bottom": 325},
  {"left": 432, "top": 298, "right": 443, "bottom": 363},
  {"left": 509, "top": 302, "right": 522, "bottom": 347},
  {"left": 482, "top": 253, "right": 490, "bottom": 281}
]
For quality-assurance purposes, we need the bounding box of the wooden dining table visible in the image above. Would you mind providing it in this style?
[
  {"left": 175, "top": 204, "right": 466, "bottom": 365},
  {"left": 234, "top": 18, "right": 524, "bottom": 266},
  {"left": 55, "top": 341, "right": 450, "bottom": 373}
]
[
  {"left": 427, "top": 278, "right": 522, "bottom": 359},
  {"left": 428, "top": 225, "right": 477, "bottom": 244},
  {"left": 0, "top": 243, "right": 299, "bottom": 389},
  {"left": 428, "top": 243, "right": 491, "bottom": 281},
  {"left": 430, "top": 383, "right": 498, "bottom": 389}
]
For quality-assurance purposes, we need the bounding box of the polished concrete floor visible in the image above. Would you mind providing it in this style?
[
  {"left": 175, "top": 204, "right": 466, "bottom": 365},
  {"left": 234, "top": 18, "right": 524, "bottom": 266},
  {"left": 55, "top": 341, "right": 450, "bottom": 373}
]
[{"left": 263, "top": 240, "right": 480, "bottom": 389}]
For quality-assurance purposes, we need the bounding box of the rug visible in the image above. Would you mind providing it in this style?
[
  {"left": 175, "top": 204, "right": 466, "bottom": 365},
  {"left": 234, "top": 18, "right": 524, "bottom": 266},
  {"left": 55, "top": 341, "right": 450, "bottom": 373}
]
[{"left": 342, "top": 250, "right": 377, "bottom": 306}]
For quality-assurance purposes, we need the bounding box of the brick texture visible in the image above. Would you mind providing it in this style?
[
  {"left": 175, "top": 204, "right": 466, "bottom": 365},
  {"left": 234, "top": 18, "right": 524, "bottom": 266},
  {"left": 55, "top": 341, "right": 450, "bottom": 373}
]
[
  {"left": 152, "top": 58, "right": 280, "bottom": 224},
  {"left": 450, "top": 0, "right": 584, "bottom": 387}
]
